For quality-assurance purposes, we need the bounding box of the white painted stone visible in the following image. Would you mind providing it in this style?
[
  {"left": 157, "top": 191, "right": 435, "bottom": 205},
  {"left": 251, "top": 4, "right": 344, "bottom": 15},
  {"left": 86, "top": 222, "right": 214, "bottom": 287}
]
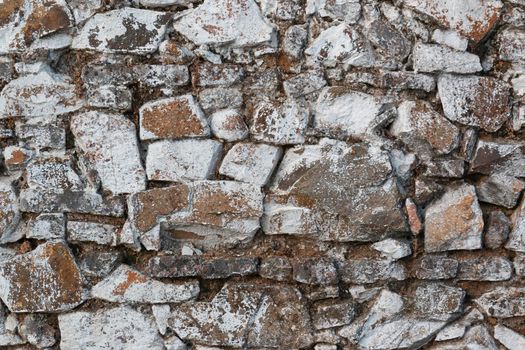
[
  {"left": 314, "top": 87, "right": 386, "bottom": 139},
  {"left": 507, "top": 195, "right": 525, "bottom": 252},
  {"left": 152, "top": 304, "right": 170, "bottom": 335},
  {"left": 371, "top": 239, "right": 412, "bottom": 260},
  {"left": 146, "top": 139, "right": 222, "bottom": 181},
  {"left": 0, "top": 242, "right": 83, "bottom": 313},
  {"left": 210, "top": 109, "right": 249, "bottom": 141},
  {"left": 71, "top": 111, "right": 146, "bottom": 195},
  {"left": 413, "top": 43, "right": 482, "bottom": 73},
  {"left": 0, "top": 180, "right": 19, "bottom": 244},
  {"left": 251, "top": 99, "right": 308, "bottom": 145},
  {"left": 174, "top": 0, "right": 275, "bottom": 48},
  {"left": 358, "top": 318, "right": 445, "bottom": 350},
  {"left": 262, "top": 198, "right": 318, "bottom": 236},
  {"left": 339, "top": 289, "right": 404, "bottom": 342},
  {"left": 140, "top": 0, "right": 193, "bottom": 7},
  {"left": 0, "top": 69, "right": 83, "bottom": 117},
  {"left": 27, "top": 213, "right": 65, "bottom": 240},
  {"left": 431, "top": 325, "right": 498, "bottom": 350},
  {"left": 26, "top": 156, "right": 83, "bottom": 191},
  {"left": 67, "top": 221, "right": 118, "bottom": 246},
  {"left": 164, "top": 335, "right": 188, "bottom": 350},
  {"left": 435, "top": 308, "right": 483, "bottom": 341},
  {"left": 431, "top": 29, "right": 468, "bottom": 51},
  {"left": 91, "top": 265, "right": 199, "bottom": 304},
  {"left": 306, "top": 0, "right": 361, "bottom": 23},
  {"left": 403, "top": 0, "right": 503, "bottom": 42},
  {"left": 219, "top": 143, "right": 282, "bottom": 186},
  {"left": 437, "top": 74, "right": 510, "bottom": 132},
  {"left": 305, "top": 23, "right": 374, "bottom": 68},
  {"left": 59, "top": 306, "right": 165, "bottom": 350},
  {"left": 0, "top": 0, "right": 74, "bottom": 54},
  {"left": 72, "top": 8, "right": 170, "bottom": 54},
  {"left": 494, "top": 324, "right": 525, "bottom": 350}
]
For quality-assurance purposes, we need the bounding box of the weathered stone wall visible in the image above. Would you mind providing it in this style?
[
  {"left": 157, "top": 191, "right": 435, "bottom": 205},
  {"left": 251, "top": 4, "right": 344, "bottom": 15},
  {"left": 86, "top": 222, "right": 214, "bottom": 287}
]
[{"left": 0, "top": 0, "right": 524, "bottom": 349}]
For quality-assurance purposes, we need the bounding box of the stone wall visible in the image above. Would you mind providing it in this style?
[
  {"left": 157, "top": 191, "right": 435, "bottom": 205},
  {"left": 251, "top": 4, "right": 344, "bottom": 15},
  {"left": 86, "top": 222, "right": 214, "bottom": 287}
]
[{"left": 0, "top": 0, "right": 524, "bottom": 349}]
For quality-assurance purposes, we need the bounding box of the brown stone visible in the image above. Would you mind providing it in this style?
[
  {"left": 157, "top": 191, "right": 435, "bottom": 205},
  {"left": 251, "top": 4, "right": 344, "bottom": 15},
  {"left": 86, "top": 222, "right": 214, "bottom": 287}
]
[
  {"left": 424, "top": 184, "right": 484, "bottom": 252},
  {"left": 270, "top": 139, "right": 406, "bottom": 242},
  {"left": 139, "top": 95, "right": 210, "bottom": 140},
  {"left": 0, "top": 242, "right": 83, "bottom": 312},
  {"left": 128, "top": 184, "right": 191, "bottom": 233}
]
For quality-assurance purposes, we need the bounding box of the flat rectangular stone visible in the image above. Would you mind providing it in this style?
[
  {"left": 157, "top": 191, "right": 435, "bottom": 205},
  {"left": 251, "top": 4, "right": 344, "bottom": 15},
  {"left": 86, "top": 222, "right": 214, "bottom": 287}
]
[
  {"left": 148, "top": 255, "right": 259, "bottom": 279},
  {"left": 19, "top": 189, "right": 125, "bottom": 217}
]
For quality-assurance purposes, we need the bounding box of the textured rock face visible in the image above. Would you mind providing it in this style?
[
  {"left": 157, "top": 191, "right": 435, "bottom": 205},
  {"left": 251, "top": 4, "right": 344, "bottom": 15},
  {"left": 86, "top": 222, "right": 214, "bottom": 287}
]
[
  {"left": 0, "top": 69, "right": 83, "bottom": 117},
  {"left": 390, "top": 100, "right": 459, "bottom": 156},
  {"left": 0, "top": 0, "right": 74, "bottom": 54},
  {"left": 305, "top": 23, "right": 373, "bottom": 67},
  {"left": 139, "top": 95, "right": 210, "bottom": 140},
  {"left": 146, "top": 139, "right": 222, "bottom": 182},
  {"left": 174, "top": 0, "right": 274, "bottom": 48},
  {"left": 424, "top": 184, "right": 484, "bottom": 252},
  {"left": 314, "top": 87, "right": 387, "bottom": 139},
  {"left": 59, "top": 306, "right": 164, "bottom": 349},
  {"left": 0, "top": 242, "right": 83, "bottom": 312},
  {"left": 403, "top": 0, "right": 502, "bottom": 41},
  {"left": 91, "top": 265, "right": 199, "bottom": 303},
  {"left": 0, "top": 0, "right": 524, "bottom": 348},
  {"left": 413, "top": 43, "right": 482, "bottom": 73},
  {"left": 127, "top": 181, "right": 263, "bottom": 250},
  {"left": 438, "top": 75, "right": 511, "bottom": 132},
  {"left": 72, "top": 8, "right": 171, "bottom": 54},
  {"left": 170, "top": 283, "right": 313, "bottom": 348},
  {"left": 270, "top": 139, "right": 405, "bottom": 241},
  {"left": 71, "top": 112, "right": 146, "bottom": 195}
]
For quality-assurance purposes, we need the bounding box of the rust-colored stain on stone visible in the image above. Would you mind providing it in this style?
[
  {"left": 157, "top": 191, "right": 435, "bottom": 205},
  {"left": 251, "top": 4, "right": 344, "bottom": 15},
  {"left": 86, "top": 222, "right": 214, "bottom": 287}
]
[
  {"left": 112, "top": 269, "right": 148, "bottom": 295},
  {"left": 141, "top": 99, "right": 206, "bottom": 139},
  {"left": 132, "top": 184, "right": 190, "bottom": 232}
]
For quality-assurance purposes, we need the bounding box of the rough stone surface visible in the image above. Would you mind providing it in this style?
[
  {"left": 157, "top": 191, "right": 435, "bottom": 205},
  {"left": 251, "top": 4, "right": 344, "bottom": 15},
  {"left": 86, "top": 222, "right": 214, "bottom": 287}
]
[
  {"left": 470, "top": 139, "right": 525, "bottom": 177},
  {"left": 72, "top": 8, "right": 171, "bottom": 54},
  {"left": 476, "top": 287, "right": 525, "bottom": 318},
  {"left": 251, "top": 99, "right": 308, "bottom": 144},
  {"left": 415, "top": 283, "right": 465, "bottom": 320},
  {"left": 71, "top": 111, "right": 146, "bottom": 195},
  {"left": 59, "top": 306, "right": 164, "bottom": 349},
  {"left": 174, "top": 0, "right": 274, "bottom": 48},
  {"left": 0, "top": 69, "right": 83, "bottom": 117},
  {"left": 0, "top": 242, "right": 83, "bottom": 312},
  {"left": 437, "top": 75, "right": 511, "bottom": 132},
  {"left": 424, "top": 184, "right": 484, "bottom": 252},
  {"left": 390, "top": 100, "right": 459, "bottom": 156},
  {"left": 476, "top": 174, "right": 525, "bottom": 208},
  {"left": 314, "top": 87, "right": 387, "bottom": 139},
  {"left": 305, "top": 23, "right": 374, "bottom": 67},
  {"left": 484, "top": 210, "right": 510, "bottom": 249},
  {"left": 403, "top": 0, "right": 502, "bottom": 41},
  {"left": 0, "top": 1, "right": 523, "bottom": 348},
  {"left": 219, "top": 142, "right": 282, "bottom": 186},
  {"left": 91, "top": 265, "right": 199, "bottom": 303},
  {"left": 127, "top": 181, "right": 263, "bottom": 250},
  {"left": 413, "top": 43, "right": 482, "bottom": 73},
  {"left": 170, "top": 283, "right": 313, "bottom": 348},
  {"left": 146, "top": 139, "right": 222, "bottom": 182},
  {"left": 457, "top": 256, "right": 513, "bottom": 281},
  {"left": 139, "top": 95, "right": 210, "bottom": 140},
  {"left": 209, "top": 109, "right": 248, "bottom": 142}
]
